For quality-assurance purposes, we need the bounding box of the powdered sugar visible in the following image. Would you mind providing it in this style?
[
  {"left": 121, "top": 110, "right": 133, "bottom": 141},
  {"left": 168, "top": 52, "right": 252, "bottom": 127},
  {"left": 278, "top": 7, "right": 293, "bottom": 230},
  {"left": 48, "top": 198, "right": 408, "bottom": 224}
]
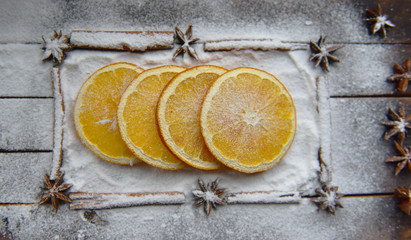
[{"left": 59, "top": 42, "right": 322, "bottom": 198}]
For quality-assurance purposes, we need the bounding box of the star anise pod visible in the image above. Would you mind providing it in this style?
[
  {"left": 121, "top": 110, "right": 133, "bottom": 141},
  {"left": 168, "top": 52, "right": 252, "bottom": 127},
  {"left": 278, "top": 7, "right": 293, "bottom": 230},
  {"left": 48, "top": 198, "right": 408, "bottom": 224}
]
[
  {"left": 388, "top": 58, "right": 411, "bottom": 93},
  {"left": 309, "top": 36, "right": 343, "bottom": 72},
  {"left": 173, "top": 24, "right": 200, "bottom": 60},
  {"left": 365, "top": 4, "right": 395, "bottom": 38},
  {"left": 386, "top": 140, "right": 411, "bottom": 175},
  {"left": 39, "top": 173, "right": 72, "bottom": 213},
  {"left": 380, "top": 104, "right": 411, "bottom": 145},
  {"left": 41, "top": 30, "right": 72, "bottom": 64},
  {"left": 394, "top": 186, "right": 411, "bottom": 215},
  {"left": 312, "top": 185, "right": 344, "bottom": 215},
  {"left": 192, "top": 178, "right": 227, "bottom": 216}
]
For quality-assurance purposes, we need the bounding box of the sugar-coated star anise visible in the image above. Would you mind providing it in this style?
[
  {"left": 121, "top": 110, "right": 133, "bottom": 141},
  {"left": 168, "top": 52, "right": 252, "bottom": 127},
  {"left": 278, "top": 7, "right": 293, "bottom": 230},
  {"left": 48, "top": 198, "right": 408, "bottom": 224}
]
[
  {"left": 312, "top": 185, "right": 344, "bottom": 215},
  {"left": 380, "top": 104, "right": 411, "bottom": 145},
  {"left": 309, "top": 36, "right": 343, "bottom": 72},
  {"left": 388, "top": 58, "right": 411, "bottom": 93},
  {"left": 394, "top": 186, "right": 411, "bottom": 215},
  {"left": 41, "top": 30, "right": 71, "bottom": 64},
  {"left": 386, "top": 140, "right": 411, "bottom": 175},
  {"left": 365, "top": 4, "right": 395, "bottom": 38},
  {"left": 192, "top": 178, "right": 227, "bottom": 216},
  {"left": 39, "top": 173, "right": 72, "bottom": 213},
  {"left": 173, "top": 24, "right": 200, "bottom": 60}
]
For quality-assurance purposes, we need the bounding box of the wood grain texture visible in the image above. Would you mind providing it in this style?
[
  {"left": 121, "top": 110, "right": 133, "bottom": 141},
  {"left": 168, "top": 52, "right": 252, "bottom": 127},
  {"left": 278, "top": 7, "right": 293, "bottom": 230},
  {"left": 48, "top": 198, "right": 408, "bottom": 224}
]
[
  {"left": 0, "top": 99, "right": 53, "bottom": 151},
  {"left": 328, "top": 44, "right": 411, "bottom": 96},
  {"left": 331, "top": 98, "right": 411, "bottom": 193},
  {"left": 0, "top": 44, "right": 53, "bottom": 97},
  {"left": 0, "top": 197, "right": 409, "bottom": 239},
  {"left": 0, "top": 0, "right": 409, "bottom": 43},
  {"left": 0, "top": 153, "right": 51, "bottom": 203}
]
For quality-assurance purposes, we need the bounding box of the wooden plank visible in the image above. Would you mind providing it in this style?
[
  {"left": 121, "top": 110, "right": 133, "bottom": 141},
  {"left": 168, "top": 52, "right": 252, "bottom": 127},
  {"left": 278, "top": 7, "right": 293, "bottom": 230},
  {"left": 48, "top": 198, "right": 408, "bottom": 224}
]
[
  {"left": 331, "top": 98, "right": 411, "bottom": 194},
  {"left": 0, "top": 153, "right": 51, "bottom": 203},
  {"left": 0, "top": 99, "right": 53, "bottom": 151},
  {"left": 328, "top": 44, "right": 411, "bottom": 96},
  {"left": 0, "top": 0, "right": 62, "bottom": 43},
  {"left": 59, "top": 0, "right": 409, "bottom": 43},
  {"left": 0, "top": 197, "right": 409, "bottom": 239},
  {"left": 0, "top": 0, "right": 409, "bottom": 43},
  {"left": 0, "top": 44, "right": 53, "bottom": 97}
]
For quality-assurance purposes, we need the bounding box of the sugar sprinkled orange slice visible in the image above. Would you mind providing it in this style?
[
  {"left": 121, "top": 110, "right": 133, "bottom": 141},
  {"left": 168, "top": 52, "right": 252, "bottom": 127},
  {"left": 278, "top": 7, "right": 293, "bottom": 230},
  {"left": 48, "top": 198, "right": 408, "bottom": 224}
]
[
  {"left": 200, "top": 67, "right": 296, "bottom": 173},
  {"left": 117, "top": 65, "right": 187, "bottom": 170},
  {"left": 157, "top": 65, "right": 228, "bottom": 170},
  {"left": 73, "top": 62, "right": 144, "bottom": 165}
]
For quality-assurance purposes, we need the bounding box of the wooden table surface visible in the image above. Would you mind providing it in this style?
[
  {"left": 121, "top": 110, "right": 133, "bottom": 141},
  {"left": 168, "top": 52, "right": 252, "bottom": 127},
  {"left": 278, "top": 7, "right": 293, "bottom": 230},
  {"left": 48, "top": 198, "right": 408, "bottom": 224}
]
[{"left": 0, "top": 0, "right": 410, "bottom": 239}]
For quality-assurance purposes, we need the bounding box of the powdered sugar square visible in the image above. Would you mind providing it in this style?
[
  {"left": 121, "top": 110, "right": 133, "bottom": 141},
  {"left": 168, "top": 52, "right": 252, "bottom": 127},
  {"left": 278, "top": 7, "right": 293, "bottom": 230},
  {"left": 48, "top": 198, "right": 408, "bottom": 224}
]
[{"left": 60, "top": 46, "right": 321, "bottom": 195}]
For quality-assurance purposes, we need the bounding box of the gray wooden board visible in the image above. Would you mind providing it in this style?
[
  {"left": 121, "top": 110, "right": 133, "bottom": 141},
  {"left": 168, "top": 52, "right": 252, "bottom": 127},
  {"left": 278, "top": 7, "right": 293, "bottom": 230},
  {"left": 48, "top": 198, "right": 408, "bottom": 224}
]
[
  {"left": 0, "top": 99, "right": 53, "bottom": 151},
  {"left": 0, "top": 0, "right": 409, "bottom": 43},
  {"left": 0, "top": 0, "right": 62, "bottom": 44},
  {"left": 328, "top": 44, "right": 411, "bottom": 96},
  {"left": 0, "top": 0, "right": 410, "bottom": 238},
  {"left": 0, "top": 44, "right": 53, "bottom": 97},
  {"left": 0, "top": 153, "right": 51, "bottom": 203},
  {"left": 0, "top": 197, "right": 409, "bottom": 239},
  {"left": 331, "top": 98, "right": 411, "bottom": 194}
]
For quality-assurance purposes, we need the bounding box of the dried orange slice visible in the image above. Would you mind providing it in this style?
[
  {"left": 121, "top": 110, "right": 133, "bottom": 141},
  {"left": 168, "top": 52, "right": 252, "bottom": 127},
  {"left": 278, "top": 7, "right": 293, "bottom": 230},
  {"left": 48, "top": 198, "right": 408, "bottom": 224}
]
[
  {"left": 200, "top": 67, "right": 296, "bottom": 173},
  {"left": 157, "top": 65, "right": 228, "bottom": 170},
  {"left": 117, "top": 65, "right": 187, "bottom": 170},
  {"left": 73, "top": 62, "right": 144, "bottom": 165}
]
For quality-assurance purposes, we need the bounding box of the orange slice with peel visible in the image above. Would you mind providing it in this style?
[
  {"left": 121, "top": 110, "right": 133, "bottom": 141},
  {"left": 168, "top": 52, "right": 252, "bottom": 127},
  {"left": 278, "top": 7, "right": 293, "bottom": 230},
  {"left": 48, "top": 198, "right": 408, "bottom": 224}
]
[
  {"left": 73, "top": 62, "right": 144, "bottom": 165},
  {"left": 157, "top": 65, "right": 228, "bottom": 170},
  {"left": 200, "top": 67, "right": 296, "bottom": 173},
  {"left": 117, "top": 65, "right": 187, "bottom": 170}
]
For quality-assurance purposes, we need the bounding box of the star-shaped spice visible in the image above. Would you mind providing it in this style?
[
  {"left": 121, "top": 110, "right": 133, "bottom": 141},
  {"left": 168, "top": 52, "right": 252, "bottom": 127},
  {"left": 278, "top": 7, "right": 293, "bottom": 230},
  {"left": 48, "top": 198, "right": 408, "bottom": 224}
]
[
  {"left": 395, "top": 186, "right": 411, "bottom": 215},
  {"left": 312, "top": 185, "right": 344, "bottom": 215},
  {"left": 192, "top": 178, "right": 227, "bottom": 216},
  {"left": 386, "top": 140, "right": 411, "bottom": 176},
  {"left": 388, "top": 58, "right": 411, "bottom": 93},
  {"left": 41, "top": 30, "right": 71, "bottom": 64},
  {"left": 173, "top": 24, "right": 200, "bottom": 60},
  {"left": 39, "top": 173, "right": 72, "bottom": 213},
  {"left": 380, "top": 104, "right": 411, "bottom": 145},
  {"left": 309, "top": 36, "right": 343, "bottom": 72},
  {"left": 365, "top": 4, "right": 395, "bottom": 38}
]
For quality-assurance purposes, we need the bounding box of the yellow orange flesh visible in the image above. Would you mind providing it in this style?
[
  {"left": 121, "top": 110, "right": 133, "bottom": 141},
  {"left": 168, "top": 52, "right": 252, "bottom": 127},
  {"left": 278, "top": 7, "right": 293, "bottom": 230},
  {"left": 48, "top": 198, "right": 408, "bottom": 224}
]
[
  {"left": 73, "top": 62, "right": 143, "bottom": 165},
  {"left": 118, "top": 65, "right": 187, "bottom": 170},
  {"left": 157, "top": 65, "right": 228, "bottom": 170},
  {"left": 200, "top": 67, "right": 296, "bottom": 173}
]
